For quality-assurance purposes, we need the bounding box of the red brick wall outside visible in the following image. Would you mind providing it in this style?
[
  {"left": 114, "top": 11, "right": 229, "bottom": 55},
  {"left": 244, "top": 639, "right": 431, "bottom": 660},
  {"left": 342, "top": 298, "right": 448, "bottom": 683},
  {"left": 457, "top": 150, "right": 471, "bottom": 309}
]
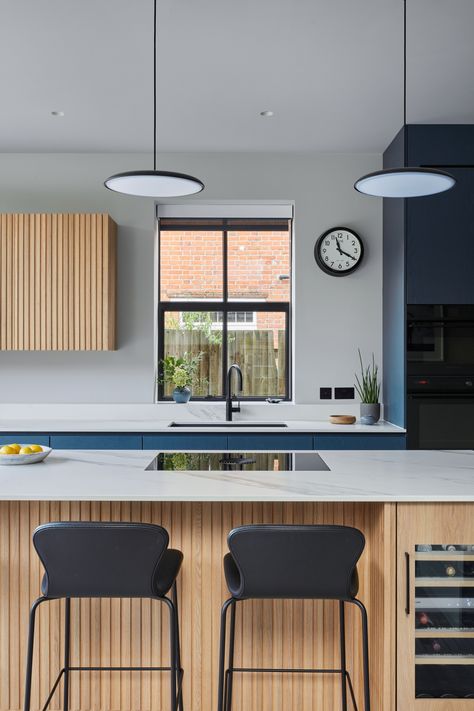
[{"left": 160, "top": 230, "right": 290, "bottom": 333}]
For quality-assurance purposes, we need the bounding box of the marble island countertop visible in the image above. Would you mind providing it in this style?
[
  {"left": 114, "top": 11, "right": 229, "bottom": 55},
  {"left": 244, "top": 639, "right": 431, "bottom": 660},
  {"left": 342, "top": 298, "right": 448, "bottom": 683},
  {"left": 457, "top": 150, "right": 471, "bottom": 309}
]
[{"left": 0, "top": 449, "right": 471, "bottom": 502}]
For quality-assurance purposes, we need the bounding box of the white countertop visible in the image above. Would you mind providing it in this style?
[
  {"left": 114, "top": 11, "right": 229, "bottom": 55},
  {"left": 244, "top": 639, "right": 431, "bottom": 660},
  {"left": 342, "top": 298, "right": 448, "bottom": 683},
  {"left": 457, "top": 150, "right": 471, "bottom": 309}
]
[
  {"left": 0, "top": 449, "right": 471, "bottom": 502},
  {"left": 0, "top": 403, "right": 405, "bottom": 434},
  {"left": 0, "top": 418, "right": 404, "bottom": 434}
]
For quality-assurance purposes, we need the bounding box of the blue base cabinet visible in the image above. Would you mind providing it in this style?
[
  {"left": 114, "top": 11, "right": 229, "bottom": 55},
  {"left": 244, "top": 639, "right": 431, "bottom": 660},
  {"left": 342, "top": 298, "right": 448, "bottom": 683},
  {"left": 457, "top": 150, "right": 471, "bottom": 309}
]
[
  {"left": 0, "top": 434, "right": 51, "bottom": 447},
  {"left": 50, "top": 434, "right": 142, "bottom": 450},
  {"left": 227, "top": 432, "right": 313, "bottom": 450},
  {"left": 143, "top": 433, "right": 226, "bottom": 450},
  {"left": 0, "top": 431, "right": 406, "bottom": 451},
  {"left": 314, "top": 434, "right": 406, "bottom": 450}
]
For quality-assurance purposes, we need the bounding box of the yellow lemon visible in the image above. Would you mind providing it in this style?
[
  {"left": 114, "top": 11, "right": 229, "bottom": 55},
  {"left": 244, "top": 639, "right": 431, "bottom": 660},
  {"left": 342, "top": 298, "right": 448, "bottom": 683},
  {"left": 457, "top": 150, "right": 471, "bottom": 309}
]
[
  {"left": 0, "top": 445, "right": 17, "bottom": 455},
  {"left": 19, "top": 446, "right": 33, "bottom": 455},
  {"left": 29, "top": 444, "right": 43, "bottom": 453},
  {"left": 8, "top": 444, "right": 21, "bottom": 453}
]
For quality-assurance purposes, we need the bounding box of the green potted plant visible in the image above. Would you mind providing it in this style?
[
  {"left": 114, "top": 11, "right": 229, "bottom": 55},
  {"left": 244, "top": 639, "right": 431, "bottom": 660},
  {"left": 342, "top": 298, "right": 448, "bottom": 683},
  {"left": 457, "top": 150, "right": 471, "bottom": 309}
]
[
  {"left": 354, "top": 349, "right": 381, "bottom": 425},
  {"left": 159, "top": 352, "right": 204, "bottom": 403}
]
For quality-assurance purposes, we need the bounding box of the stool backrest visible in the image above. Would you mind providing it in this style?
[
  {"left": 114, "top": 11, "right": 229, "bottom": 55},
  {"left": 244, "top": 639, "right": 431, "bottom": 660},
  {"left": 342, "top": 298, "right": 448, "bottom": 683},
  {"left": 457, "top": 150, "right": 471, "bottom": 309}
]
[
  {"left": 33, "top": 522, "right": 169, "bottom": 598},
  {"left": 227, "top": 524, "right": 365, "bottom": 599}
]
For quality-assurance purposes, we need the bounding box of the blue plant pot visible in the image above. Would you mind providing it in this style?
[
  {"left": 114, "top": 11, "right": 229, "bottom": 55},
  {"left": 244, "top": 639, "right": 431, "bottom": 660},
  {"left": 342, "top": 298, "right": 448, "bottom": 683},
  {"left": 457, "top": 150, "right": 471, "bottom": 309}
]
[{"left": 172, "top": 386, "right": 191, "bottom": 404}]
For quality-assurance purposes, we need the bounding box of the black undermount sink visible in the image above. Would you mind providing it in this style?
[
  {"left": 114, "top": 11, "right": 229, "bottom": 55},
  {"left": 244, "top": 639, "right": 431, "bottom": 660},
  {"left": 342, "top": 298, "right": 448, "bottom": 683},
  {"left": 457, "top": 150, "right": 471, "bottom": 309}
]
[{"left": 168, "top": 421, "right": 288, "bottom": 428}]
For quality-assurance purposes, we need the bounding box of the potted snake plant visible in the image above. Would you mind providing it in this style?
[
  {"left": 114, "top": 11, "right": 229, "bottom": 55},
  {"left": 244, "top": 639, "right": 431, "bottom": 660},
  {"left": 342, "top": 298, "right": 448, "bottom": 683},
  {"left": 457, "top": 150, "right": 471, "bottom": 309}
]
[{"left": 354, "top": 349, "right": 381, "bottom": 425}]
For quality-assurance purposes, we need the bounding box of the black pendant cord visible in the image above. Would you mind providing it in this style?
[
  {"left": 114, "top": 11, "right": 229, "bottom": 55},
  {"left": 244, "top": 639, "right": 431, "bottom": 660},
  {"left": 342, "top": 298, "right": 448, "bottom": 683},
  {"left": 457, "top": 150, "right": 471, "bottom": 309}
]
[
  {"left": 403, "top": 0, "right": 408, "bottom": 167},
  {"left": 153, "top": 0, "right": 157, "bottom": 171}
]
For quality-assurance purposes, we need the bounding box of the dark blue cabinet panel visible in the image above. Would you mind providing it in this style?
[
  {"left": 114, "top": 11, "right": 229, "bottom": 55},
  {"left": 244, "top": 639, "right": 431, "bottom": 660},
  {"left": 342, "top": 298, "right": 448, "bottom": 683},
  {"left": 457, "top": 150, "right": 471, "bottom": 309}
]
[
  {"left": 314, "top": 434, "right": 406, "bottom": 450},
  {"left": 0, "top": 434, "right": 50, "bottom": 446},
  {"left": 50, "top": 434, "right": 142, "bottom": 450},
  {"left": 407, "top": 125, "right": 474, "bottom": 166},
  {"left": 142, "top": 433, "right": 227, "bottom": 450},
  {"left": 227, "top": 433, "right": 313, "bottom": 450},
  {"left": 407, "top": 168, "right": 474, "bottom": 304}
]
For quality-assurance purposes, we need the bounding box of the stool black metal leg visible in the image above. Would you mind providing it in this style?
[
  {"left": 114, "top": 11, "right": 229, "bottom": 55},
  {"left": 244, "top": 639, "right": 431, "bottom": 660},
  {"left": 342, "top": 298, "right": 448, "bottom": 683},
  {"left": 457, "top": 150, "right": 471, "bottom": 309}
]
[
  {"left": 162, "top": 596, "right": 179, "bottom": 711},
  {"left": 224, "top": 600, "right": 237, "bottom": 711},
  {"left": 217, "top": 598, "right": 234, "bottom": 711},
  {"left": 24, "top": 597, "right": 48, "bottom": 711},
  {"left": 63, "top": 598, "right": 71, "bottom": 711},
  {"left": 352, "top": 599, "right": 370, "bottom": 711},
  {"left": 172, "top": 583, "right": 184, "bottom": 711},
  {"left": 339, "top": 601, "right": 348, "bottom": 711}
]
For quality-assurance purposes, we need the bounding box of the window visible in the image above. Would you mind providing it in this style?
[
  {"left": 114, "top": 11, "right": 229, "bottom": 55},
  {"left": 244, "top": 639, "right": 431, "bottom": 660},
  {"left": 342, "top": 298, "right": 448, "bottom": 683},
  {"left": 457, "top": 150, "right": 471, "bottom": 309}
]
[{"left": 157, "top": 214, "right": 292, "bottom": 400}]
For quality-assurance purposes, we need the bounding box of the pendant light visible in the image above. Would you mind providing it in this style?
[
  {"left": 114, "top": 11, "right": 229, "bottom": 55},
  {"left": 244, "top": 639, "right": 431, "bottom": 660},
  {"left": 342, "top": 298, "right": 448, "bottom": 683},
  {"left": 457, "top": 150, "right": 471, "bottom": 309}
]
[
  {"left": 354, "top": 0, "right": 455, "bottom": 198},
  {"left": 105, "top": 0, "right": 204, "bottom": 198}
]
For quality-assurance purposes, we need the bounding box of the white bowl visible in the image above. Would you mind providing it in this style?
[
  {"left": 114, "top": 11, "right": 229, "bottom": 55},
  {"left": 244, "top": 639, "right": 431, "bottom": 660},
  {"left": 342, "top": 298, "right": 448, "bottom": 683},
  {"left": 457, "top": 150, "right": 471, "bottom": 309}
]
[{"left": 0, "top": 445, "right": 52, "bottom": 465}]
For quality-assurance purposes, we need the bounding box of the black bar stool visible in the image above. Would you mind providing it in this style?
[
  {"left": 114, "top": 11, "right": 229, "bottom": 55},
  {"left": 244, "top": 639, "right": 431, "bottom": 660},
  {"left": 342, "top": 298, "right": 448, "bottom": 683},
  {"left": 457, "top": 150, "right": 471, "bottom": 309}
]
[
  {"left": 24, "top": 522, "right": 184, "bottom": 711},
  {"left": 217, "top": 524, "right": 370, "bottom": 711}
]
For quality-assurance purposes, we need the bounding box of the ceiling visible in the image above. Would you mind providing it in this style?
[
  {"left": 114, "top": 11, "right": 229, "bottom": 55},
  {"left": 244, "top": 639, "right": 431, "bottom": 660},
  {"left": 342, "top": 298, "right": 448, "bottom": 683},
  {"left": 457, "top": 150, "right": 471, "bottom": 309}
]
[{"left": 0, "top": 0, "right": 473, "bottom": 154}]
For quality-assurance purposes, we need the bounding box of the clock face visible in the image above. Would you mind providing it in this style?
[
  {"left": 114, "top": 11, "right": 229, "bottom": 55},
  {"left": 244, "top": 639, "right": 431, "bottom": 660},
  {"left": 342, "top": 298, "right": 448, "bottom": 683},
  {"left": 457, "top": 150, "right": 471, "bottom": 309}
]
[{"left": 314, "top": 227, "right": 364, "bottom": 276}]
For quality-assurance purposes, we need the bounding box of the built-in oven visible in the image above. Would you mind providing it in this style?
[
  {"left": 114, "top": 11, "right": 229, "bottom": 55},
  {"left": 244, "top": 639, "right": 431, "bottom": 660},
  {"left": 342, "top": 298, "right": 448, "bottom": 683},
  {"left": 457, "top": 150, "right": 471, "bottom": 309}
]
[
  {"left": 407, "top": 375, "right": 474, "bottom": 449},
  {"left": 407, "top": 306, "right": 474, "bottom": 448},
  {"left": 407, "top": 305, "right": 474, "bottom": 375}
]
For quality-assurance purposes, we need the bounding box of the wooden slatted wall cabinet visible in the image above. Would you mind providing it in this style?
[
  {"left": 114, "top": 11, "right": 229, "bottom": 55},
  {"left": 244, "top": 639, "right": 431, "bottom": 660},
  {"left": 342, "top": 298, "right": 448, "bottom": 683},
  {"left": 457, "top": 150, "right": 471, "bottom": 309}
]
[{"left": 0, "top": 214, "right": 117, "bottom": 350}]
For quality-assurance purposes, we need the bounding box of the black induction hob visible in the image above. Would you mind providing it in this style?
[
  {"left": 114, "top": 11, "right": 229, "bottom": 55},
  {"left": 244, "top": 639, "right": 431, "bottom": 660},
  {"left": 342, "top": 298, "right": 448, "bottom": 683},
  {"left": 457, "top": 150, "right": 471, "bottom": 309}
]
[{"left": 145, "top": 452, "right": 330, "bottom": 472}]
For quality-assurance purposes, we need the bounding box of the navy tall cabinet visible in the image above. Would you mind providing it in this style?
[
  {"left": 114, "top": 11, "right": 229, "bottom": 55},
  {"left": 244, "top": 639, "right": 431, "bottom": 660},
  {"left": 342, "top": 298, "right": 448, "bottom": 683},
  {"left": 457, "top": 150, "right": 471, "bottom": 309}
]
[{"left": 382, "top": 124, "right": 474, "bottom": 429}]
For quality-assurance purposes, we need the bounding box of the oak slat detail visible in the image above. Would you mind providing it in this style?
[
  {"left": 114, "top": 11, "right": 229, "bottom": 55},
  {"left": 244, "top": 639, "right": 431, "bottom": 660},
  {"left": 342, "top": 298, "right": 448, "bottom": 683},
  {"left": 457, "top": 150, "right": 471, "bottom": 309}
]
[
  {"left": 0, "top": 214, "right": 117, "bottom": 350},
  {"left": 0, "top": 501, "right": 394, "bottom": 711}
]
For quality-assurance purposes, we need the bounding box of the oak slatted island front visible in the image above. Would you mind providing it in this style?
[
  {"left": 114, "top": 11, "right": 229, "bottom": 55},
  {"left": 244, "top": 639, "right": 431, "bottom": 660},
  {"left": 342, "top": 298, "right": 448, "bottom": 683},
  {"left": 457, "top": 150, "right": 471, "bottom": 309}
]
[{"left": 0, "top": 448, "right": 473, "bottom": 711}]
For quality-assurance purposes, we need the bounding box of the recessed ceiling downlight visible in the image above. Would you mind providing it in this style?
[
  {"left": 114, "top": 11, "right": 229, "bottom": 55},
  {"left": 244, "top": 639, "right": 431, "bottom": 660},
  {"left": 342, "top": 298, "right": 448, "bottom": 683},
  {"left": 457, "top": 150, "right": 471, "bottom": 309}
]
[
  {"left": 51, "top": 111, "right": 64, "bottom": 117},
  {"left": 260, "top": 110, "right": 274, "bottom": 117}
]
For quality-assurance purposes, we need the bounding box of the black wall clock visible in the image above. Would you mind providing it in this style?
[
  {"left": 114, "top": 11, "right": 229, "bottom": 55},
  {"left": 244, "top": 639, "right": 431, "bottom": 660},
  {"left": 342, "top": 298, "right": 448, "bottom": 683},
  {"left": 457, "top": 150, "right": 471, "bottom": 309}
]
[{"left": 314, "top": 227, "right": 364, "bottom": 276}]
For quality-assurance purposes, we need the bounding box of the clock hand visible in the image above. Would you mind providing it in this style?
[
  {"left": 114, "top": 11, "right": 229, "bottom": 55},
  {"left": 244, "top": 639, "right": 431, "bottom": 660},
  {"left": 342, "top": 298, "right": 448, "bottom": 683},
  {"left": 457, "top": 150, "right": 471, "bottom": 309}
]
[
  {"left": 339, "top": 248, "right": 356, "bottom": 261},
  {"left": 335, "top": 238, "right": 343, "bottom": 255}
]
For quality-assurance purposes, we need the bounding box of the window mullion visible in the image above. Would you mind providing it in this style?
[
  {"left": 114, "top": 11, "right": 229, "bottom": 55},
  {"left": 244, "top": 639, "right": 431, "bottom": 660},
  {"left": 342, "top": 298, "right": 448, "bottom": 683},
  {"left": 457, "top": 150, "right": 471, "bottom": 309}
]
[{"left": 222, "top": 223, "right": 228, "bottom": 393}]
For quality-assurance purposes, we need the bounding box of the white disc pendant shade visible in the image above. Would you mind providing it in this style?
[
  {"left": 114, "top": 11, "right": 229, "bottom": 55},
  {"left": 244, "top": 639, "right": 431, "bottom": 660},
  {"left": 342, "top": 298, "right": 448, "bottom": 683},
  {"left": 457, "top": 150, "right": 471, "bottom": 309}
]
[
  {"left": 104, "top": 170, "right": 204, "bottom": 198},
  {"left": 354, "top": 0, "right": 456, "bottom": 199},
  {"left": 104, "top": 0, "right": 204, "bottom": 199},
  {"left": 354, "top": 167, "right": 456, "bottom": 198}
]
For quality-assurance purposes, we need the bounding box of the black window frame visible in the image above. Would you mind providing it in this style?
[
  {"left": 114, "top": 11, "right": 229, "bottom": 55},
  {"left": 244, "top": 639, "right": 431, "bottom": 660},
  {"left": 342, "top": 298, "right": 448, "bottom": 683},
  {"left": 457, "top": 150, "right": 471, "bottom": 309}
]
[{"left": 157, "top": 218, "right": 292, "bottom": 401}]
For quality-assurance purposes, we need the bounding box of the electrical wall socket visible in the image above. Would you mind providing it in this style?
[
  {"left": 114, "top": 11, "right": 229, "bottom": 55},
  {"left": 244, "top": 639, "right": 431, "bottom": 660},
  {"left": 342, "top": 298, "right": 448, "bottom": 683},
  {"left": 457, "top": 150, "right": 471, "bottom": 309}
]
[{"left": 335, "top": 387, "right": 355, "bottom": 399}]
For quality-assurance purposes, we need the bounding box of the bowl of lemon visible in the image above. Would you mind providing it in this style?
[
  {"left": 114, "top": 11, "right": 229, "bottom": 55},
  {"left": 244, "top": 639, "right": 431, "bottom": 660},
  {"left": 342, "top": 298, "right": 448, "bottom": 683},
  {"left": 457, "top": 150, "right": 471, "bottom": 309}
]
[{"left": 0, "top": 443, "right": 52, "bottom": 465}]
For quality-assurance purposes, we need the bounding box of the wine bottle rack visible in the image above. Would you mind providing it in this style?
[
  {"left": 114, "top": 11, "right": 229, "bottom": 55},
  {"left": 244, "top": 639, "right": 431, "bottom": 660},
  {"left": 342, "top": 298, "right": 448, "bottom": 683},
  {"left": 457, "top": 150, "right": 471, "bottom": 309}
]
[{"left": 414, "top": 545, "right": 474, "bottom": 698}]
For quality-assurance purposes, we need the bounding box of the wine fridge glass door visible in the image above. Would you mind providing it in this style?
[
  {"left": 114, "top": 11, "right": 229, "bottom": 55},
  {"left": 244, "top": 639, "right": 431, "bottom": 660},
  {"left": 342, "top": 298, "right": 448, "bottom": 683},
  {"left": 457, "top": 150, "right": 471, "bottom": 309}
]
[{"left": 414, "top": 544, "right": 474, "bottom": 700}]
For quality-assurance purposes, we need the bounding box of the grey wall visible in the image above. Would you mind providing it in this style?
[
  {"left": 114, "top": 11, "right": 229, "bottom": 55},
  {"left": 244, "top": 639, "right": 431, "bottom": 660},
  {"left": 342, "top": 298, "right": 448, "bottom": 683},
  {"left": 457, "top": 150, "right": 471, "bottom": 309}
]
[{"left": 0, "top": 151, "right": 382, "bottom": 403}]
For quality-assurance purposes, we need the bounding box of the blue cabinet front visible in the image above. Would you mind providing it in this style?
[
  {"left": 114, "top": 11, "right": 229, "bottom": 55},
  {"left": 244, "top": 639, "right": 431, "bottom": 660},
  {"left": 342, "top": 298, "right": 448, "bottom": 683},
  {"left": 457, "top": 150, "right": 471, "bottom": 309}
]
[
  {"left": 0, "top": 434, "right": 51, "bottom": 447},
  {"left": 142, "top": 433, "right": 227, "bottom": 450},
  {"left": 0, "top": 430, "right": 405, "bottom": 452},
  {"left": 227, "top": 433, "right": 313, "bottom": 450},
  {"left": 407, "top": 168, "right": 474, "bottom": 304},
  {"left": 50, "top": 434, "right": 143, "bottom": 450},
  {"left": 314, "top": 434, "right": 406, "bottom": 450}
]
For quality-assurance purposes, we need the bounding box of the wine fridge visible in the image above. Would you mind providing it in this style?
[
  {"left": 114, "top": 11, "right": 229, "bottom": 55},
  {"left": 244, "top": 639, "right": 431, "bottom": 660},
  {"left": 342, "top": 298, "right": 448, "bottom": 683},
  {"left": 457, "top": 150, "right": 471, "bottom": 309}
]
[
  {"left": 414, "top": 545, "right": 474, "bottom": 699},
  {"left": 398, "top": 505, "right": 474, "bottom": 710}
]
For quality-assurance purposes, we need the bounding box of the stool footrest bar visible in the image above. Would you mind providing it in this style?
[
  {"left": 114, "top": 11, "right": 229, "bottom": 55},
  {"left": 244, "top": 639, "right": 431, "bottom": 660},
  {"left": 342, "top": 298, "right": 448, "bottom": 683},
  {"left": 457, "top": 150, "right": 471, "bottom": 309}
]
[
  {"left": 38, "top": 665, "right": 184, "bottom": 711},
  {"left": 229, "top": 666, "right": 344, "bottom": 674},
  {"left": 67, "top": 666, "right": 172, "bottom": 672}
]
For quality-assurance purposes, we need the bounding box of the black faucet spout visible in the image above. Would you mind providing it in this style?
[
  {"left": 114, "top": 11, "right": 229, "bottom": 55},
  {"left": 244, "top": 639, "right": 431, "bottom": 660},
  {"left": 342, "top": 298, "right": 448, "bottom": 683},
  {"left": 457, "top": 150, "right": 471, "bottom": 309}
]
[{"left": 226, "top": 364, "right": 243, "bottom": 421}]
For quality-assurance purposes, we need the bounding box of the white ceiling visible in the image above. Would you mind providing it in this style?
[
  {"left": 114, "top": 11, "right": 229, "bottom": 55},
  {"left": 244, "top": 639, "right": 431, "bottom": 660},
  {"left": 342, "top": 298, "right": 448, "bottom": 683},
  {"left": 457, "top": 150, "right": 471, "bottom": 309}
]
[{"left": 0, "top": 0, "right": 473, "bottom": 154}]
